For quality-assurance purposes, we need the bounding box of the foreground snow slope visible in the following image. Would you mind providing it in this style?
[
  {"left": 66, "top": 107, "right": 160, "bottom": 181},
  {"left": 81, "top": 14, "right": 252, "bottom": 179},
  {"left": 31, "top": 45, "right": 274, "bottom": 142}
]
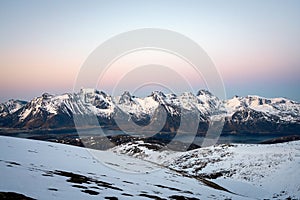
[
  {"left": 0, "top": 136, "right": 252, "bottom": 200},
  {"left": 113, "top": 140, "right": 300, "bottom": 199}
]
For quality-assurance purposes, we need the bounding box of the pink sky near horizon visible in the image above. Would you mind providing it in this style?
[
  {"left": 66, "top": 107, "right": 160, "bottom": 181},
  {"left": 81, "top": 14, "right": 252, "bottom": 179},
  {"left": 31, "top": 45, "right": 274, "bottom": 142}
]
[
  {"left": 0, "top": 0, "right": 299, "bottom": 102},
  {"left": 1, "top": 43, "right": 298, "bottom": 101}
]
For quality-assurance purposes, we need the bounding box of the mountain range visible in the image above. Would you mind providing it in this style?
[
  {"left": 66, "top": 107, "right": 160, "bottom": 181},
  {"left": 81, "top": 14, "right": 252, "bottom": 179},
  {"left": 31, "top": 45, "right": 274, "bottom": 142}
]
[{"left": 0, "top": 88, "right": 299, "bottom": 135}]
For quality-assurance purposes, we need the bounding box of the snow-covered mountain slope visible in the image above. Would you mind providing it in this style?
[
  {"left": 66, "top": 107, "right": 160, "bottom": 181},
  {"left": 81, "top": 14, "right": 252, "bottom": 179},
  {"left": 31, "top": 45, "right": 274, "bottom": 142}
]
[
  {"left": 0, "top": 99, "right": 27, "bottom": 117},
  {"left": 0, "top": 89, "right": 299, "bottom": 135},
  {"left": 0, "top": 136, "right": 253, "bottom": 200},
  {"left": 223, "top": 95, "right": 300, "bottom": 134},
  {"left": 21, "top": 89, "right": 114, "bottom": 119},
  {"left": 78, "top": 88, "right": 115, "bottom": 118},
  {"left": 15, "top": 93, "right": 78, "bottom": 128},
  {"left": 113, "top": 91, "right": 159, "bottom": 124},
  {"left": 6, "top": 89, "right": 116, "bottom": 129},
  {"left": 225, "top": 95, "right": 300, "bottom": 122},
  {"left": 112, "top": 140, "right": 300, "bottom": 199},
  {"left": 0, "top": 99, "right": 27, "bottom": 127}
]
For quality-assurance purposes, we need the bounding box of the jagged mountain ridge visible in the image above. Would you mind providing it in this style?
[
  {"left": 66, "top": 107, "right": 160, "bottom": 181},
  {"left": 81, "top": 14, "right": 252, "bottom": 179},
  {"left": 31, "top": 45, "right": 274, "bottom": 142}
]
[
  {"left": 0, "top": 89, "right": 299, "bottom": 135},
  {"left": 0, "top": 99, "right": 27, "bottom": 117},
  {"left": 0, "top": 99, "right": 27, "bottom": 127},
  {"left": 223, "top": 95, "right": 300, "bottom": 134}
]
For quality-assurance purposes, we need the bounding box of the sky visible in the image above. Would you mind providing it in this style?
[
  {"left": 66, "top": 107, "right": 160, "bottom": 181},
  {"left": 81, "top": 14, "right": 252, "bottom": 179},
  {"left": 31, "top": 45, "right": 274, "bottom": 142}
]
[{"left": 0, "top": 0, "right": 299, "bottom": 102}]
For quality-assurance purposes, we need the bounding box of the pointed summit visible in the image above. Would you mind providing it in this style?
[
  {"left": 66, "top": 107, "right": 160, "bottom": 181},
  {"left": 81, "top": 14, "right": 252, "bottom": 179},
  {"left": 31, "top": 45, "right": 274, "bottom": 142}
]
[
  {"left": 118, "top": 91, "right": 133, "bottom": 104},
  {"left": 196, "top": 89, "right": 213, "bottom": 97},
  {"left": 150, "top": 91, "right": 166, "bottom": 101},
  {"left": 42, "top": 93, "right": 54, "bottom": 99}
]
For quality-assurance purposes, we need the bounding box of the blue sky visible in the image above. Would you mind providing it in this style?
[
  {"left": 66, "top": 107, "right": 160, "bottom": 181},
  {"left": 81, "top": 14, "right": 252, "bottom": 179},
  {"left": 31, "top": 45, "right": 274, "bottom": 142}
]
[{"left": 0, "top": 0, "right": 299, "bottom": 101}]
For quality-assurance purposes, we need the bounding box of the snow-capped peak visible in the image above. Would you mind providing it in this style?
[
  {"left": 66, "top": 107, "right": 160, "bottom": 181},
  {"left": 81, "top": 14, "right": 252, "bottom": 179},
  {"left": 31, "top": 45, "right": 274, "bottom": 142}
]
[
  {"left": 225, "top": 95, "right": 300, "bottom": 122},
  {"left": 0, "top": 99, "right": 27, "bottom": 117},
  {"left": 118, "top": 91, "right": 134, "bottom": 104},
  {"left": 150, "top": 91, "right": 167, "bottom": 102}
]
